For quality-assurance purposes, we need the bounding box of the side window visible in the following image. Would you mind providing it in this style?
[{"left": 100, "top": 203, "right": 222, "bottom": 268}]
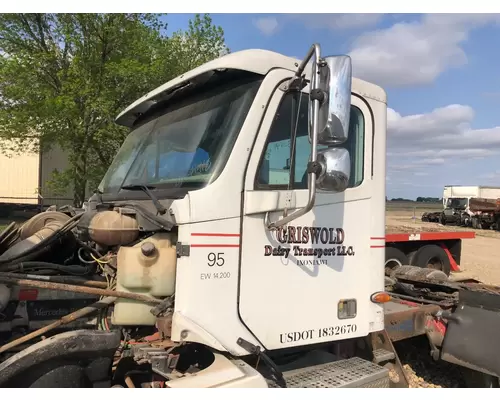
[{"left": 256, "top": 91, "right": 365, "bottom": 189}]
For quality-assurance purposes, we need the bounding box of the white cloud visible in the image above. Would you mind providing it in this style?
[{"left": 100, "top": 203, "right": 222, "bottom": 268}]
[
  {"left": 387, "top": 104, "right": 500, "bottom": 152},
  {"left": 387, "top": 149, "right": 496, "bottom": 158},
  {"left": 386, "top": 103, "right": 500, "bottom": 191},
  {"left": 348, "top": 14, "right": 500, "bottom": 87},
  {"left": 253, "top": 17, "right": 279, "bottom": 36}
]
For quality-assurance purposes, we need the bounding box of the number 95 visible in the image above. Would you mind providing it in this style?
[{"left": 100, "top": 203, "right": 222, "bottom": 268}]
[{"left": 207, "top": 252, "right": 225, "bottom": 267}]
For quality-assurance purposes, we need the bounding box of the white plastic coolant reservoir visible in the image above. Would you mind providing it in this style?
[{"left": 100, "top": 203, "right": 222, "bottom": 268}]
[{"left": 112, "top": 232, "right": 177, "bottom": 325}]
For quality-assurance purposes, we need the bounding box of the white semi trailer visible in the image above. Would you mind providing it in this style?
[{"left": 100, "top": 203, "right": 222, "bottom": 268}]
[{"left": 443, "top": 185, "right": 500, "bottom": 207}]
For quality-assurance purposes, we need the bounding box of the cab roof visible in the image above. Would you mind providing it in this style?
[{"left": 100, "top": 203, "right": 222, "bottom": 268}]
[{"left": 116, "top": 48, "right": 387, "bottom": 128}]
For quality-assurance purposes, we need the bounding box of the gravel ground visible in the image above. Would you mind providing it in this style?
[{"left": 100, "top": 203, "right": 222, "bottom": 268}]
[{"left": 394, "top": 337, "right": 466, "bottom": 388}]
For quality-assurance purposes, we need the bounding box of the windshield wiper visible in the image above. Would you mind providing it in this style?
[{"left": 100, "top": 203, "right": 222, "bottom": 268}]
[{"left": 121, "top": 184, "right": 167, "bottom": 215}]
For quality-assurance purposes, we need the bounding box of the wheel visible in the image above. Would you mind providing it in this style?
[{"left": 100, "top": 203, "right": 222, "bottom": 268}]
[
  {"left": 459, "top": 214, "right": 467, "bottom": 226},
  {"left": 439, "top": 213, "right": 446, "bottom": 225},
  {"left": 472, "top": 217, "right": 478, "bottom": 229},
  {"left": 385, "top": 247, "right": 409, "bottom": 273},
  {"left": 407, "top": 250, "right": 417, "bottom": 265},
  {"left": 409, "top": 244, "right": 451, "bottom": 276}
]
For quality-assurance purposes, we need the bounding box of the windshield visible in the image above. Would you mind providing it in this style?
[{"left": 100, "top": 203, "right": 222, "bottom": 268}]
[
  {"left": 446, "top": 198, "right": 468, "bottom": 209},
  {"left": 99, "top": 73, "right": 262, "bottom": 195}
]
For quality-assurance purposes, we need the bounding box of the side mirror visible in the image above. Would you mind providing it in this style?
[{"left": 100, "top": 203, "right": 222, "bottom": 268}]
[
  {"left": 265, "top": 44, "right": 352, "bottom": 230},
  {"left": 309, "top": 55, "right": 352, "bottom": 146},
  {"left": 316, "top": 148, "right": 350, "bottom": 192}
]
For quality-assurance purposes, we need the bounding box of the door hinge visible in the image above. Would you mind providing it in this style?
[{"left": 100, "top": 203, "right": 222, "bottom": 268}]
[{"left": 176, "top": 242, "right": 190, "bottom": 258}]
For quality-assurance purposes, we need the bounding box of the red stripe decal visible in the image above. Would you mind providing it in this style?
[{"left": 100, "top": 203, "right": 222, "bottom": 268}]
[
  {"left": 19, "top": 289, "right": 38, "bottom": 301},
  {"left": 191, "top": 244, "right": 240, "bottom": 248},
  {"left": 191, "top": 233, "right": 240, "bottom": 237},
  {"left": 370, "top": 245, "right": 386, "bottom": 248}
]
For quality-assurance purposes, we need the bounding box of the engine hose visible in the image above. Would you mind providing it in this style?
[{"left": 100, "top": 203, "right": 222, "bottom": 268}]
[
  {"left": 0, "top": 272, "right": 108, "bottom": 288},
  {"left": 0, "top": 224, "right": 76, "bottom": 267},
  {"left": 2, "top": 261, "right": 93, "bottom": 276},
  {"left": 0, "top": 214, "right": 82, "bottom": 268}
]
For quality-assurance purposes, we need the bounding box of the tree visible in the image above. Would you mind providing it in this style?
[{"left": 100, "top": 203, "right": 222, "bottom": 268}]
[{"left": 0, "top": 13, "right": 228, "bottom": 206}]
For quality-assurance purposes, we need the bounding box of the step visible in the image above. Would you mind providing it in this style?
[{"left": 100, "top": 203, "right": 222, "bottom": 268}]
[
  {"left": 373, "top": 348, "right": 396, "bottom": 364},
  {"left": 271, "top": 357, "right": 390, "bottom": 388}
]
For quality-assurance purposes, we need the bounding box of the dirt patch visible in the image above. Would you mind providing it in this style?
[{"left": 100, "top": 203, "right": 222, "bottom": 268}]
[
  {"left": 394, "top": 336, "right": 465, "bottom": 388},
  {"left": 386, "top": 210, "right": 500, "bottom": 285}
]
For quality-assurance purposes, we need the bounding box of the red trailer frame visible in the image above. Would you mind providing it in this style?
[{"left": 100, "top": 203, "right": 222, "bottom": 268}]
[{"left": 383, "top": 231, "right": 476, "bottom": 273}]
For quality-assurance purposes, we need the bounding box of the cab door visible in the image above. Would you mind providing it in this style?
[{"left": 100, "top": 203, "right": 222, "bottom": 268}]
[{"left": 238, "top": 84, "right": 374, "bottom": 350}]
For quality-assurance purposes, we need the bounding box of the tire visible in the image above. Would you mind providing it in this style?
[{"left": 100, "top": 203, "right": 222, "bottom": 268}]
[
  {"left": 385, "top": 247, "right": 409, "bottom": 271},
  {"left": 407, "top": 250, "right": 417, "bottom": 265},
  {"left": 410, "top": 244, "right": 451, "bottom": 276},
  {"left": 472, "top": 217, "right": 479, "bottom": 229},
  {"left": 459, "top": 214, "right": 467, "bottom": 226},
  {"left": 439, "top": 213, "right": 446, "bottom": 225}
]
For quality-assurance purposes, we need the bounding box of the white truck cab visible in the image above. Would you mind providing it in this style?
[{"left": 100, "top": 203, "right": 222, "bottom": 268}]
[
  {"left": 0, "top": 44, "right": 392, "bottom": 389},
  {"left": 103, "top": 44, "right": 388, "bottom": 354},
  {"left": 95, "top": 44, "right": 390, "bottom": 387}
]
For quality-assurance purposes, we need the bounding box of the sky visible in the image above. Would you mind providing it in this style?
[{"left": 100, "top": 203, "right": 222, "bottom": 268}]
[{"left": 164, "top": 13, "right": 500, "bottom": 200}]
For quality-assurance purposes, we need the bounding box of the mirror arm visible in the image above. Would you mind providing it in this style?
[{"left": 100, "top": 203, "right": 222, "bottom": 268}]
[
  {"left": 295, "top": 43, "right": 321, "bottom": 78},
  {"left": 266, "top": 44, "right": 323, "bottom": 230}
]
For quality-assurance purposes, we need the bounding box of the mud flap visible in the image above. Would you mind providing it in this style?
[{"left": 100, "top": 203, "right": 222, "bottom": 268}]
[
  {"left": 0, "top": 329, "right": 121, "bottom": 388},
  {"left": 441, "top": 289, "right": 500, "bottom": 378}
]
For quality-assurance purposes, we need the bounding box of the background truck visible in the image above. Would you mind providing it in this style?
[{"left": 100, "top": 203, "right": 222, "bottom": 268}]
[
  {"left": 421, "top": 185, "right": 500, "bottom": 228},
  {"left": 468, "top": 197, "right": 500, "bottom": 230},
  {"left": 0, "top": 43, "right": 498, "bottom": 389}
]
